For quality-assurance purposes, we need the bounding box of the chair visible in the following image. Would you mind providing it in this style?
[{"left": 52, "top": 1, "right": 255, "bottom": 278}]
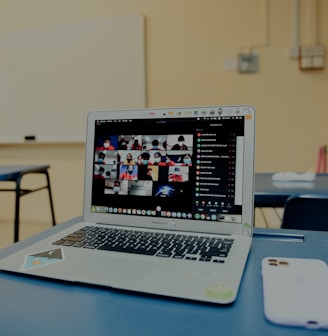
[
  {"left": 280, "top": 194, "right": 328, "bottom": 231},
  {"left": 0, "top": 165, "right": 56, "bottom": 242}
]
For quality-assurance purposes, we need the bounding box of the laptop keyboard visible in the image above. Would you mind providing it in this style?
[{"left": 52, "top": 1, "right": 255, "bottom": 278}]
[{"left": 53, "top": 226, "right": 234, "bottom": 263}]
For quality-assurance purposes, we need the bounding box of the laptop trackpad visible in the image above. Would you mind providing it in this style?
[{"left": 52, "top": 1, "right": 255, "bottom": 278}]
[
  {"left": 72, "top": 253, "right": 157, "bottom": 288},
  {"left": 71, "top": 253, "right": 229, "bottom": 300}
]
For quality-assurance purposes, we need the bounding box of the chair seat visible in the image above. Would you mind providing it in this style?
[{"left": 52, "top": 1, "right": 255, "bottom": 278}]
[{"left": 281, "top": 194, "right": 328, "bottom": 231}]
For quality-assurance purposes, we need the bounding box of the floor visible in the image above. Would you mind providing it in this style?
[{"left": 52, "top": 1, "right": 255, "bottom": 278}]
[
  {"left": 254, "top": 207, "right": 284, "bottom": 229},
  {"left": 0, "top": 208, "right": 283, "bottom": 249}
]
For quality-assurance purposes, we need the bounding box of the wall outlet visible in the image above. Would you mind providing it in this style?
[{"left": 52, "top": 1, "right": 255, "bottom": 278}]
[
  {"left": 237, "top": 53, "right": 259, "bottom": 73},
  {"left": 299, "top": 45, "right": 325, "bottom": 70}
]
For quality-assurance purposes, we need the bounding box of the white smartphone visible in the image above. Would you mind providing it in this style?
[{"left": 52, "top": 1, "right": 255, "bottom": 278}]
[{"left": 262, "top": 257, "right": 328, "bottom": 329}]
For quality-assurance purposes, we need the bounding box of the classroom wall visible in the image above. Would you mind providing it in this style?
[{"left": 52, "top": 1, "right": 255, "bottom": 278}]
[{"left": 0, "top": 0, "right": 327, "bottom": 225}]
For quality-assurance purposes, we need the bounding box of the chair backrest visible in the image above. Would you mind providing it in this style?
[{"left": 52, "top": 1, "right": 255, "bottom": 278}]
[{"left": 281, "top": 194, "right": 328, "bottom": 231}]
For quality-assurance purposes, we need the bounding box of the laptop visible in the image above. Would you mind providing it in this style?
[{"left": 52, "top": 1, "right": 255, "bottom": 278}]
[{"left": 0, "top": 105, "right": 255, "bottom": 304}]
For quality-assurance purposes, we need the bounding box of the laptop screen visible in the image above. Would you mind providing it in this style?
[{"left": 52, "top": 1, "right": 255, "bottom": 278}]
[{"left": 85, "top": 106, "right": 255, "bottom": 235}]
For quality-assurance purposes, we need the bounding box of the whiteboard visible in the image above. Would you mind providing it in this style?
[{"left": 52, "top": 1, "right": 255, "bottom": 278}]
[{"left": 0, "top": 15, "right": 145, "bottom": 143}]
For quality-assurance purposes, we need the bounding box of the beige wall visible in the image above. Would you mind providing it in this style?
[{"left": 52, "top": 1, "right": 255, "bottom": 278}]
[{"left": 0, "top": 0, "right": 327, "bottom": 224}]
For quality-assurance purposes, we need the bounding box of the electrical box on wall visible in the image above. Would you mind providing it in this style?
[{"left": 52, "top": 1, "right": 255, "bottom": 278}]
[
  {"left": 299, "top": 45, "right": 325, "bottom": 70},
  {"left": 237, "top": 53, "right": 259, "bottom": 73}
]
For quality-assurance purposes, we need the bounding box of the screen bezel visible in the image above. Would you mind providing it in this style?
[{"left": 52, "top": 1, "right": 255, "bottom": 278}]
[{"left": 83, "top": 105, "right": 255, "bottom": 237}]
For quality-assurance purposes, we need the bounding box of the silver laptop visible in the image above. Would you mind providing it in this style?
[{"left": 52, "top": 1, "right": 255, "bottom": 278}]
[{"left": 0, "top": 105, "right": 255, "bottom": 304}]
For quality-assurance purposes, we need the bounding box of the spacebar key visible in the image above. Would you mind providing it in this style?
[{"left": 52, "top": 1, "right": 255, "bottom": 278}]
[{"left": 99, "top": 244, "right": 157, "bottom": 256}]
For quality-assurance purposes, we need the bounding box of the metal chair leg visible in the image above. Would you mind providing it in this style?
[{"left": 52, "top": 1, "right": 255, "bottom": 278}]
[
  {"left": 45, "top": 171, "right": 56, "bottom": 226},
  {"left": 14, "top": 177, "right": 22, "bottom": 243}
]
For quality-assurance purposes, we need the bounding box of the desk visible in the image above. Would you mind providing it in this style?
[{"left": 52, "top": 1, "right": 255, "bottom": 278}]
[
  {"left": 255, "top": 173, "right": 328, "bottom": 207},
  {"left": 0, "top": 165, "right": 56, "bottom": 242},
  {"left": 0, "top": 217, "right": 327, "bottom": 336}
]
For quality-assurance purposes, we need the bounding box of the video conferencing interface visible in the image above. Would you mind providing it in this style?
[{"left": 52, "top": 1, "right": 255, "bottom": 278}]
[{"left": 91, "top": 115, "right": 245, "bottom": 223}]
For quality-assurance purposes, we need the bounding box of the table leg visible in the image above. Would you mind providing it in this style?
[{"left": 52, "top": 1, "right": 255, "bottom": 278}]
[
  {"left": 14, "top": 176, "right": 22, "bottom": 243},
  {"left": 45, "top": 170, "right": 56, "bottom": 226}
]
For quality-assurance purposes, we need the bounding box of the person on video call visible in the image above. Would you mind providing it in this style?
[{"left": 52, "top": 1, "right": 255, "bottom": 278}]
[
  {"left": 171, "top": 135, "right": 188, "bottom": 150},
  {"left": 96, "top": 138, "right": 115, "bottom": 150},
  {"left": 94, "top": 166, "right": 106, "bottom": 179},
  {"left": 131, "top": 138, "right": 142, "bottom": 150},
  {"left": 124, "top": 153, "right": 135, "bottom": 165},
  {"left": 113, "top": 180, "right": 123, "bottom": 195},
  {"left": 139, "top": 152, "right": 151, "bottom": 165},
  {"left": 119, "top": 165, "right": 137, "bottom": 180}
]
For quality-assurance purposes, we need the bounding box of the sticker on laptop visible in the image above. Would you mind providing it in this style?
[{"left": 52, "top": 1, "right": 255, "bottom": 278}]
[
  {"left": 206, "top": 281, "right": 234, "bottom": 301},
  {"left": 21, "top": 248, "right": 64, "bottom": 271}
]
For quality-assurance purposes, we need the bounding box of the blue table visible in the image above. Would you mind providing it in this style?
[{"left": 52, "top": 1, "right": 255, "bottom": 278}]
[
  {"left": 0, "top": 165, "right": 56, "bottom": 242},
  {"left": 0, "top": 217, "right": 327, "bottom": 335},
  {"left": 255, "top": 173, "right": 328, "bottom": 207}
]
